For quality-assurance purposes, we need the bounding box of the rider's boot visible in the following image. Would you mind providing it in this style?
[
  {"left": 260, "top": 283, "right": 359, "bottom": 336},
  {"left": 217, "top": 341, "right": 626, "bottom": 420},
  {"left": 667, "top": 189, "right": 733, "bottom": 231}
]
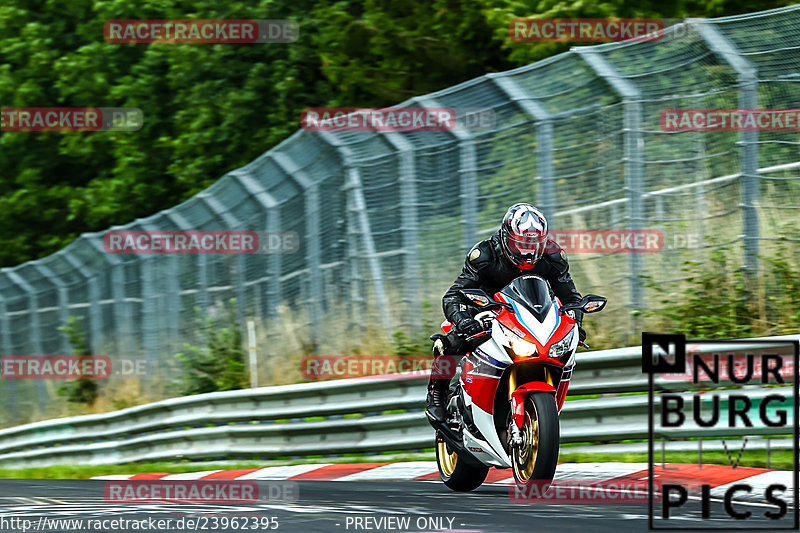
[
  {"left": 426, "top": 374, "right": 449, "bottom": 423},
  {"left": 426, "top": 339, "right": 454, "bottom": 424}
]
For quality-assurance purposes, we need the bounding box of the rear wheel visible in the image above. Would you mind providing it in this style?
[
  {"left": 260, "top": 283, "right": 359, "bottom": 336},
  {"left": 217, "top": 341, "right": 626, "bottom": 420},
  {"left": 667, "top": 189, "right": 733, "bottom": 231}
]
[
  {"left": 511, "top": 392, "right": 559, "bottom": 488},
  {"left": 435, "top": 433, "right": 489, "bottom": 492}
]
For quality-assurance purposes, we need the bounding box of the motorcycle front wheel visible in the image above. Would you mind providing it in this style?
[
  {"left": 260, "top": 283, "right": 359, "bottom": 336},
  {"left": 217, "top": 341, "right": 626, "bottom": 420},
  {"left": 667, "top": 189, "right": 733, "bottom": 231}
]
[
  {"left": 511, "top": 392, "right": 560, "bottom": 488},
  {"left": 435, "top": 432, "right": 489, "bottom": 492}
]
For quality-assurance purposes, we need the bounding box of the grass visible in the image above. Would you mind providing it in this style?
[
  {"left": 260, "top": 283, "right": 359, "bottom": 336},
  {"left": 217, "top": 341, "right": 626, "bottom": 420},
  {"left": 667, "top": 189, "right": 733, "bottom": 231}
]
[
  {"left": 0, "top": 462, "right": 268, "bottom": 480},
  {"left": 1, "top": 448, "right": 792, "bottom": 479},
  {"left": 0, "top": 452, "right": 437, "bottom": 479},
  {"left": 565, "top": 394, "right": 600, "bottom": 401}
]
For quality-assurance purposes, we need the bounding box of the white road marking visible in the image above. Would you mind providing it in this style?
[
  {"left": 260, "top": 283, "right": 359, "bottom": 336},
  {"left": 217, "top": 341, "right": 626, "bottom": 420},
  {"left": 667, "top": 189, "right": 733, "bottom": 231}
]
[
  {"left": 334, "top": 461, "right": 438, "bottom": 481},
  {"left": 159, "top": 470, "right": 222, "bottom": 480},
  {"left": 237, "top": 464, "right": 334, "bottom": 480},
  {"left": 710, "top": 470, "right": 795, "bottom": 502}
]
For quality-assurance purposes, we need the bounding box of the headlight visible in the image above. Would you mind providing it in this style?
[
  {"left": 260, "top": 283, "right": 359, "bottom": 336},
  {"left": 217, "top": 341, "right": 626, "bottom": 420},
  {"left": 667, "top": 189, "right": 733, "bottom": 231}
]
[
  {"left": 510, "top": 336, "right": 537, "bottom": 358},
  {"left": 549, "top": 328, "right": 575, "bottom": 358}
]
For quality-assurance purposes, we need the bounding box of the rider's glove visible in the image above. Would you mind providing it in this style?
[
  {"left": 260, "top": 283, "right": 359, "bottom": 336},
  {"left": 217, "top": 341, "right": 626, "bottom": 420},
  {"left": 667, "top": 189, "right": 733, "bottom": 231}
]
[
  {"left": 574, "top": 309, "right": 586, "bottom": 342},
  {"left": 453, "top": 312, "right": 484, "bottom": 336},
  {"left": 567, "top": 308, "right": 586, "bottom": 342}
]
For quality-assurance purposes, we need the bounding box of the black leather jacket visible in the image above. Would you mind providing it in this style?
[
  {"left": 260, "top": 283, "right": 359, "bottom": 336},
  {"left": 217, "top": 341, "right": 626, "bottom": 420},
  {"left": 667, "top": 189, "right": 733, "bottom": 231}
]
[{"left": 442, "top": 230, "right": 583, "bottom": 327}]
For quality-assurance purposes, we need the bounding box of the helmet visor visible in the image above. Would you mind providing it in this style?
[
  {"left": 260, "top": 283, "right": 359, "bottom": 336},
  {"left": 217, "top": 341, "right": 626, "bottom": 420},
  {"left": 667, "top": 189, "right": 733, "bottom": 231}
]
[{"left": 506, "top": 230, "right": 546, "bottom": 257}]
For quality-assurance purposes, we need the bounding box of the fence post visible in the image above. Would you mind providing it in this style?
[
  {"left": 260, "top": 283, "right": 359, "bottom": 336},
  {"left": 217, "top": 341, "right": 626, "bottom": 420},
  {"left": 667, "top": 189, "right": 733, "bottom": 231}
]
[
  {"left": 349, "top": 166, "right": 394, "bottom": 340},
  {"left": 317, "top": 132, "right": 393, "bottom": 342},
  {"left": 4, "top": 269, "right": 47, "bottom": 412},
  {"left": 234, "top": 251, "right": 248, "bottom": 346},
  {"left": 137, "top": 221, "right": 179, "bottom": 356},
  {"left": 164, "top": 210, "right": 209, "bottom": 325},
  {"left": 0, "top": 295, "right": 10, "bottom": 355},
  {"left": 576, "top": 48, "right": 645, "bottom": 323},
  {"left": 88, "top": 275, "right": 103, "bottom": 351},
  {"left": 343, "top": 175, "right": 364, "bottom": 333},
  {"left": 231, "top": 171, "right": 281, "bottom": 318},
  {"left": 690, "top": 20, "right": 759, "bottom": 278},
  {"left": 110, "top": 262, "right": 130, "bottom": 354},
  {"left": 196, "top": 253, "right": 209, "bottom": 313},
  {"left": 230, "top": 170, "right": 282, "bottom": 381},
  {"left": 415, "top": 96, "right": 478, "bottom": 251},
  {"left": 31, "top": 261, "right": 71, "bottom": 355},
  {"left": 0, "top": 284, "right": 19, "bottom": 422},
  {"left": 85, "top": 237, "right": 129, "bottom": 356},
  {"left": 266, "top": 207, "right": 282, "bottom": 317},
  {"left": 163, "top": 210, "right": 209, "bottom": 350},
  {"left": 271, "top": 153, "right": 324, "bottom": 347},
  {"left": 58, "top": 249, "right": 103, "bottom": 355},
  {"left": 374, "top": 131, "right": 420, "bottom": 333},
  {"left": 139, "top": 255, "right": 159, "bottom": 369},
  {"left": 167, "top": 255, "right": 181, "bottom": 353},
  {"left": 490, "top": 75, "right": 556, "bottom": 225},
  {"left": 197, "top": 193, "right": 248, "bottom": 351}
]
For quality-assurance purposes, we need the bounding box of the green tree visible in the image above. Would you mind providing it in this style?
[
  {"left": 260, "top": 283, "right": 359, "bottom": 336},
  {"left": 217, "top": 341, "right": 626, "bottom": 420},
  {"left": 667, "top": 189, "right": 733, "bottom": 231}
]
[{"left": 1, "top": 0, "right": 797, "bottom": 268}]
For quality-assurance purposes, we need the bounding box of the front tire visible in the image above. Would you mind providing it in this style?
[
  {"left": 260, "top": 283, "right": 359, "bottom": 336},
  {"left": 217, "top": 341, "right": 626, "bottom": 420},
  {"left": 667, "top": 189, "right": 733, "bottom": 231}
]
[
  {"left": 511, "top": 392, "right": 559, "bottom": 488},
  {"left": 435, "top": 433, "right": 489, "bottom": 492}
]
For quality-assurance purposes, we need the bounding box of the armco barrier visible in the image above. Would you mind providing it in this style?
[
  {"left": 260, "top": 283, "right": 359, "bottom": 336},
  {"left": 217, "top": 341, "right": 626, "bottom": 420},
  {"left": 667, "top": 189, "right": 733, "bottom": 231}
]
[{"left": 0, "top": 335, "right": 796, "bottom": 468}]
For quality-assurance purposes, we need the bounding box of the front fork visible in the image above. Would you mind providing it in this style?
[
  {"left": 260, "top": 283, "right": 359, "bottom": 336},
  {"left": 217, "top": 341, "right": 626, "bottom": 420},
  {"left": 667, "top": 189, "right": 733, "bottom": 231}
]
[{"left": 507, "top": 366, "right": 558, "bottom": 448}]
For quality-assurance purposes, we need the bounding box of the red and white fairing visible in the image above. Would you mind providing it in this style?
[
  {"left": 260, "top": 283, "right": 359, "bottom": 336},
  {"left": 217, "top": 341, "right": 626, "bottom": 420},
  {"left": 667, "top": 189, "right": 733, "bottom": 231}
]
[{"left": 448, "top": 289, "right": 578, "bottom": 467}]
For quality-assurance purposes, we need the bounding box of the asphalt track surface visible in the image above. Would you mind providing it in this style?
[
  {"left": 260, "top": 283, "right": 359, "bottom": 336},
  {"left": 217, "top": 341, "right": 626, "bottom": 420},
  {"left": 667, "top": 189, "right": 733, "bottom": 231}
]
[{"left": 0, "top": 478, "right": 792, "bottom": 533}]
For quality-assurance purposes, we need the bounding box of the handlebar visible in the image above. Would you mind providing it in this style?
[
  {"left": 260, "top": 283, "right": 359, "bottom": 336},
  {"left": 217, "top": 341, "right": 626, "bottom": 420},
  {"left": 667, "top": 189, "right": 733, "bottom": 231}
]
[
  {"left": 476, "top": 301, "right": 513, "bottom": 313},
  {"left": 464, "top": 329, "right": 492, "bottom": 343}
]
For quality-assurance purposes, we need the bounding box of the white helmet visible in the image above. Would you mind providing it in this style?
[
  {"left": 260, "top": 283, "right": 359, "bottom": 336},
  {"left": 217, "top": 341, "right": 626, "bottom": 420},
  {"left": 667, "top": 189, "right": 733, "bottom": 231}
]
[{"left": 500, "top": 203, "right": 548, "bottom": 270}]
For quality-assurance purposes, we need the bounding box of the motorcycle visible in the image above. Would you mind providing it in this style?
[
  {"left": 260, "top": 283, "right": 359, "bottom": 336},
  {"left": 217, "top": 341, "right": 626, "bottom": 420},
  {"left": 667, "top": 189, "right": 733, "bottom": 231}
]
[{"left": 427, "top": 275, "right": 606, "bottom": 491}]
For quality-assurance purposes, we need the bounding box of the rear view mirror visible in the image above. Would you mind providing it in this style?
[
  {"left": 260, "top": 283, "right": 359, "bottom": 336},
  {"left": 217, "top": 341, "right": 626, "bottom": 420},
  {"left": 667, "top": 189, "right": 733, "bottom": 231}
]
[
  {"left": 458, "top": 289, "right": 493, "bottom": 307},
  {"left": 458, "top": 289, "right": 513, "bottom": 311},
  {"left": 562, "top": 294, "right": 607, "bottom": 314},
  {"left": 582, "top": 296, "right": 607, "bottom": 313}
]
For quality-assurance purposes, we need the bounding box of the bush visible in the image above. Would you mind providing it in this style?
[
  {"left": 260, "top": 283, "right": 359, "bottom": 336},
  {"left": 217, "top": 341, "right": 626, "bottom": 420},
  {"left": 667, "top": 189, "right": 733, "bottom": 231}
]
[
  {"left": 648, "top": 247, "right": 800, "bottom": 338},
  {"left": 174, "top": 300, "right": 247, "bottom": 396},
  {"left": 57, "top": 316, "right": 99, "bottom": 405}
]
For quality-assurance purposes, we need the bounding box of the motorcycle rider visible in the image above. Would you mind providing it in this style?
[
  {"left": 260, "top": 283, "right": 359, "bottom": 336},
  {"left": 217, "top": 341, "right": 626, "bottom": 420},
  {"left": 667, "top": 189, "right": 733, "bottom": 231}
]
[{"left": 426, "top": 203, "right": 585, "bottom": 422}]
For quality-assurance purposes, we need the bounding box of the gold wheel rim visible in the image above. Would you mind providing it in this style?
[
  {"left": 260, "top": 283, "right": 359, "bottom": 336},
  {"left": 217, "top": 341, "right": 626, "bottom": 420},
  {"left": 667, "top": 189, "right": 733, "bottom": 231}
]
[
  {"left": 438, "top": 440, "right": 458, "bottom": 477},
  {"left": 513, "top": 403, "right": 540, "bottom": 483}
]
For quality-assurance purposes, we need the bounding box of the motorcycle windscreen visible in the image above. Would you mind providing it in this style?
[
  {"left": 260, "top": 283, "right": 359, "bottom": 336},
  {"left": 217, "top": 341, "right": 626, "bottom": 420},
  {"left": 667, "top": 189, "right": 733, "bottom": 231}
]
[{"left": 499, "top": 275, "right": 553, "bottom": 322}]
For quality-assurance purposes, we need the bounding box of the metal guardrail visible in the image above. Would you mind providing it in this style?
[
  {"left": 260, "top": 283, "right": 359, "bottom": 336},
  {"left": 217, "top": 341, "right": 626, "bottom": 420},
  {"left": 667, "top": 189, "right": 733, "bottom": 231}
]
[{"left": 0, "top": 335, "right": 796, "bottom": 468}]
